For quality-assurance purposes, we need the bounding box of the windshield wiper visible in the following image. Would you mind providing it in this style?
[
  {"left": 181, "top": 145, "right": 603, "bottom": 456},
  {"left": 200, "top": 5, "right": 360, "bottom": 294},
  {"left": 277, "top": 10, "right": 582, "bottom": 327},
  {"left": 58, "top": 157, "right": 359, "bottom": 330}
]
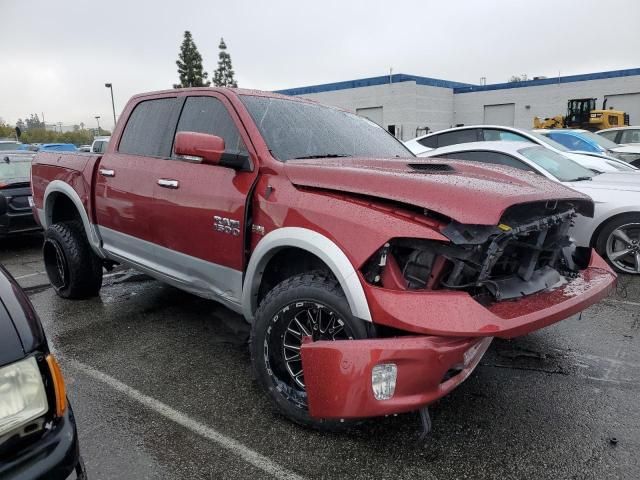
[
  {"left": 567, "top": 176, "right": 593, "bottom": 182},
  {"left": 293, "top": 154, "right": 352, "bottom": 159}
]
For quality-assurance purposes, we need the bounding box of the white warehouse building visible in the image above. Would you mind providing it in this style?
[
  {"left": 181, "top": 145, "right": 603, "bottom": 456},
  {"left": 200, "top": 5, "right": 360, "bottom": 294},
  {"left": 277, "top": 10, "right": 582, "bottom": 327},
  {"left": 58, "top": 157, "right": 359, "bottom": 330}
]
[{"left": 275, "top": 68, "right": 640, "bottom": 141}]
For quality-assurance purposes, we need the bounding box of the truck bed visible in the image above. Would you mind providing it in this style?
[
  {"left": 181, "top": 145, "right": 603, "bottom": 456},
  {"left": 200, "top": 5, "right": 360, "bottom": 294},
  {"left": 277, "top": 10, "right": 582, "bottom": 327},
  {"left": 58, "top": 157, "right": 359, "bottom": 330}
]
[{"left": 31, "top": 151, "right": 102, "bottom": 227}]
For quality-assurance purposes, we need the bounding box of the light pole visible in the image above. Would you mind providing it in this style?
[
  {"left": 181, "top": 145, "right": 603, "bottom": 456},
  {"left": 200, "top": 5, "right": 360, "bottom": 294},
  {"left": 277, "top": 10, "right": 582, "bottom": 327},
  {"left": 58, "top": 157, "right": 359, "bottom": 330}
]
[
  {"left": 95, "top": 116, "right": 101, "bottom": 135},
  {"left": 105, "top": 83, "right": 116, "bottom": 130}
]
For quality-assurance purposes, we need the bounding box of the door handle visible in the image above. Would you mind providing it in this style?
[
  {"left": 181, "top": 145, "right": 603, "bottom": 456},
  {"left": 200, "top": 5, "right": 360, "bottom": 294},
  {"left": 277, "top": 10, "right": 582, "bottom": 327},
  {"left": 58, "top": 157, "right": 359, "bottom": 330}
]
[
  {"left": 99, "top": 168, "right": 115, "bottom": 177},
  {"left": 157, "top": 179, "right": 179, "bottom": 189}
]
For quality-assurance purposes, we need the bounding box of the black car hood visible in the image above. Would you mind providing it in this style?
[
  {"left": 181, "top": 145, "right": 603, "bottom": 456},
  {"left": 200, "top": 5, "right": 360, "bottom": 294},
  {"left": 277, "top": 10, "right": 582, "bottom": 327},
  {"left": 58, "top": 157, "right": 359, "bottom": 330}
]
[
  {"left": 0, "top": 300, "right": 24, "bottom": 366},
  {"left": 0, "top": 266, "right": 46, "bottom": 366}
]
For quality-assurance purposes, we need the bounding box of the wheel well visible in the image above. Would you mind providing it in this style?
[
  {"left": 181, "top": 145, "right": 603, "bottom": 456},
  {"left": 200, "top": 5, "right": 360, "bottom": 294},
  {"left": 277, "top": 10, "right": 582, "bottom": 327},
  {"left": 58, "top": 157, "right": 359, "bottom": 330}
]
[
  {"left": 590, "top": 212, "right": 640, "bottom": 248},
  {"left": 49, "top": 193, "right": 82, "bottom": 225},
  {"left": 256, "top": 247, "right": 338, "bottom": 306}
]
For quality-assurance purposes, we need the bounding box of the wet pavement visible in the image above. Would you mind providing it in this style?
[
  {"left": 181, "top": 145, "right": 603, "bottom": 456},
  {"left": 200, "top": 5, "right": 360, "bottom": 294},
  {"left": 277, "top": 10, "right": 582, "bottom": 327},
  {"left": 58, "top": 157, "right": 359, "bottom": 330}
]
[{"left": 2, "top": 234, "right": 639, "bottom": 479}]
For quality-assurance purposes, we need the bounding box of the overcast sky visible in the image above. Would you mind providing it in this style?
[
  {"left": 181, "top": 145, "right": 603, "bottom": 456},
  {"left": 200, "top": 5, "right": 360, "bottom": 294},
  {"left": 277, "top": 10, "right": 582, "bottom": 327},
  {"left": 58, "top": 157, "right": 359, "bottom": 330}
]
[{"left": 1, "top": 0, "right": 638, "bottom": 130}]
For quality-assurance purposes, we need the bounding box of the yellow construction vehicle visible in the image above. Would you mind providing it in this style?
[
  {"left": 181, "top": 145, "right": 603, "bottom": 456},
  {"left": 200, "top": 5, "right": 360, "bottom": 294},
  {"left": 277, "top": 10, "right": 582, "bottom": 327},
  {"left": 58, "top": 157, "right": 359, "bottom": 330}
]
[{"left": 533, "top": 98, "right": 629, "bottom": 131}]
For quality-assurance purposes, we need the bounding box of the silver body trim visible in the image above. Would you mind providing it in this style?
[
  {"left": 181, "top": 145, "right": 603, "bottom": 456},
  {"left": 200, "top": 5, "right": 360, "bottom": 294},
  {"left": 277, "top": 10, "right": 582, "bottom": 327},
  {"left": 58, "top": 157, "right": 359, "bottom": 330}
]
[
  {"left": 99, "top": 226, "right": 244, "bottom": 312},
  {"left": 242, "top": 227, "right": 372, "bottom": 323},
  {"left": 42, "top": 180, "right": 105, "bottom": 258}
]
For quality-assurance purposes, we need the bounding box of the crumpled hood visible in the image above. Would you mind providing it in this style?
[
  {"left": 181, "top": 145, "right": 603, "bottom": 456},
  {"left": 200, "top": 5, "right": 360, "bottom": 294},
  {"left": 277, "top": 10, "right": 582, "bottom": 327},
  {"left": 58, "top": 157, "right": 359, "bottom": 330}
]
[{"left": 284, "top": 157, "right": 593, "bottom": 225}]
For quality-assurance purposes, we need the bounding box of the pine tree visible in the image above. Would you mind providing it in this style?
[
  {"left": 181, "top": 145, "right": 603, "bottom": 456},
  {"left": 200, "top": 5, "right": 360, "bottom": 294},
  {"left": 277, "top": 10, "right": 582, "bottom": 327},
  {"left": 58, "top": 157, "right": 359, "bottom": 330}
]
[
  {"left": 174, "top": 31, "right": 210, "bottom": 88},
  {"left": 213, "top": 38, "right": 238, "bottom": 88}
]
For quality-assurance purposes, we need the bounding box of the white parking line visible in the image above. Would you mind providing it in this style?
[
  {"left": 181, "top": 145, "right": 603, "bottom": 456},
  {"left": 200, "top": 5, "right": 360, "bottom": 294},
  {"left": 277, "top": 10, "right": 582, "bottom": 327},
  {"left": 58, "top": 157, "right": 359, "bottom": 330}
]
[
  {"left": 68, "top": 359, "right": 306, "bottom": 480},
  {"left": 604, "top": 299, "right": 640, "bottom": 307},
  {"left": 13, "top": 272, "right": 45, "bottom": 280}
]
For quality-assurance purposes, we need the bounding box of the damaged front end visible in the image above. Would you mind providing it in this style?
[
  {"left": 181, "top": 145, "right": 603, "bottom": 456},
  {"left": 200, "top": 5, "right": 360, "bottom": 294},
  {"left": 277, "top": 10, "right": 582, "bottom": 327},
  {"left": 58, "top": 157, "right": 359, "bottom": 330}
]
[
  {"left": 362, "top": 200, "right": 590, "bottom": 304},
  {"left": 300, "top": 200, "right": 616, "bottom": 420}
]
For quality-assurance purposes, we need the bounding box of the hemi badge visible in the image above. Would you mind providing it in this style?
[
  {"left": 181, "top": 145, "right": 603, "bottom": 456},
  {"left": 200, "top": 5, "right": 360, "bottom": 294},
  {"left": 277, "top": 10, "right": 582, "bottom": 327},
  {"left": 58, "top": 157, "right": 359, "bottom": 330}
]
[{"left": 252, "top": 224, "right": 265, "bottom": 236}]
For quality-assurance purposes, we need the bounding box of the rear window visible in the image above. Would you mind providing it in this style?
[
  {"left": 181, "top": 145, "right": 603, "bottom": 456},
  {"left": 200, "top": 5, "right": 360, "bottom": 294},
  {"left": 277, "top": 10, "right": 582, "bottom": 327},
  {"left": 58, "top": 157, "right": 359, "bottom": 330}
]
[
  {"left": 482, "top": 129, "right": 530, "bottom": 142},
  {"left": 0, "top": 157, "right": 31, "bottom": 182},
  {"left": 518, "top": 146, "right": 594, "bottom": 181},
  {"left": 436, "top": 129, "right": 480, "bottom": 147},
  {"left": 442, "top": 150, "right": 534, "bottom": 171},
  {"left": 119, "top": 98, "right": 178, "bottom": 157},
  {"left": 417, "top": 135, "right": 438, "bottom": 148}
]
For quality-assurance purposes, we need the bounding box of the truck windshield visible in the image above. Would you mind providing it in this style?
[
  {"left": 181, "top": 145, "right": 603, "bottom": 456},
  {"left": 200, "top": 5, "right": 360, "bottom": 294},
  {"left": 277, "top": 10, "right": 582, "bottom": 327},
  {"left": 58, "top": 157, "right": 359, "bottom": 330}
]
[
  {"left": 239, "top": 95, "right": 413, "bottom": 161},
  {"left": 518, "top": 146, "right": 595, "bottom": 182}
]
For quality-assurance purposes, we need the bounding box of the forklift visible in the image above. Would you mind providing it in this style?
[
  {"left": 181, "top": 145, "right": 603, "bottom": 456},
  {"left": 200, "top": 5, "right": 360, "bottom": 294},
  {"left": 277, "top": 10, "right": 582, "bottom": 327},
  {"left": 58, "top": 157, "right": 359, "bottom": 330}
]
[{"left": 533, "top": 98, "right": 629, "bottom": 131}]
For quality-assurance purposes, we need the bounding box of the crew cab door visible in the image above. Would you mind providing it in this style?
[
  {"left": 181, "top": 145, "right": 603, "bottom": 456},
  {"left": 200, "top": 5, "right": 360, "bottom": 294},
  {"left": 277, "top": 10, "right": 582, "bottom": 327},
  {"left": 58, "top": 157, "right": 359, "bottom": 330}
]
[
  {"left": 94, "top": 96, "right": 181, "bottom": 266},
  {"left": 152, "top": 94, "right": 258, "bottom": 306}
]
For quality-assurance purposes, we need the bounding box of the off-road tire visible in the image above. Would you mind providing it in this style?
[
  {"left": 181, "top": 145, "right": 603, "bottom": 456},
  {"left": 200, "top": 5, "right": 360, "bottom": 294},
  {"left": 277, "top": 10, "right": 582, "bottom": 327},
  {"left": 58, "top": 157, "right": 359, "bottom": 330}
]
[
  {"left": 250, "top": 271, "right": 370, "bottom": 429},
  {"left": 43, "top": 221, "right": 103, "bottom": 298}
]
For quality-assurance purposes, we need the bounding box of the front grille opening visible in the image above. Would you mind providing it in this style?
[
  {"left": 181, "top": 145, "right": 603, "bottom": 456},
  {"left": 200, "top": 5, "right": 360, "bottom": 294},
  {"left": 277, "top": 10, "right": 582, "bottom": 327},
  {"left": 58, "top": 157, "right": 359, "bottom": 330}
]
[{"left": 361, "top": 205, "right": 581, "bottom": 303}]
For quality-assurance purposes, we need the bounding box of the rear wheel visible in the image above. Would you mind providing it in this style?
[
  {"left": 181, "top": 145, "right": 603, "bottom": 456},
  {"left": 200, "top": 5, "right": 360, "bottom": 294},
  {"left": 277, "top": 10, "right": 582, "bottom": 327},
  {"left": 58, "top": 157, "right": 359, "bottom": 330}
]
[
  {"left": 595, "top": 213, "right": 640, "bottom": 274},
  {"left": 43, "top": 221, "right": 103, "bottom": 298},
  {"left": 250, "top": 271, "right": 370, "bottom": 429}
]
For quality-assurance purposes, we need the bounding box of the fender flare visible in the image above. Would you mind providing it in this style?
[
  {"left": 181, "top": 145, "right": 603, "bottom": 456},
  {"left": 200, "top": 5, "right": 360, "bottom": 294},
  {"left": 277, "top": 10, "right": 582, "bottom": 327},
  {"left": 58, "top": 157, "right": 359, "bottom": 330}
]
[
  {"left": 241, "top": 227, "right": 372, "bottom": 323},
  {"left": 41, "top": 180, "right": 105, "bottom": 258}
]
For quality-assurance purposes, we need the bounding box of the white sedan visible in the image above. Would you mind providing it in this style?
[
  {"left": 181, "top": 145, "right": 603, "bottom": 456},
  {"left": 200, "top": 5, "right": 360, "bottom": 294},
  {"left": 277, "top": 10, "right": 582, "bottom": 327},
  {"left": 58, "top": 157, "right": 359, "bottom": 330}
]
[
  {"left": 405, "top": 125, "right": 636, "bottom": 173},
  {"left": 419, "top": 141, "right": 640, "bottom": 274}
]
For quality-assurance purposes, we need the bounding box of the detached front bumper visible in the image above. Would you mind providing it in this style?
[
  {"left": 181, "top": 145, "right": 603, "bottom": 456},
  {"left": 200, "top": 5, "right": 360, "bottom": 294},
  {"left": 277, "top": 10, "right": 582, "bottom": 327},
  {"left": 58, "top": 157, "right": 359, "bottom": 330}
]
[
  {"left": 300, "top": 251, "right": 615, "bottom": 420},
  {"left": 302, "top": 335, "right": 492, "bottom": 419}
]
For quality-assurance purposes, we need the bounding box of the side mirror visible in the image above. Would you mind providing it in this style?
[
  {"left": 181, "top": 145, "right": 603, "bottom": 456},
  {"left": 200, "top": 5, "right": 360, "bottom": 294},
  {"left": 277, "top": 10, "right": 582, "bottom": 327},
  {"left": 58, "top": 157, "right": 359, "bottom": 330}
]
[{"left": 174, "top": 131, "right": 225, "bottom": 165}]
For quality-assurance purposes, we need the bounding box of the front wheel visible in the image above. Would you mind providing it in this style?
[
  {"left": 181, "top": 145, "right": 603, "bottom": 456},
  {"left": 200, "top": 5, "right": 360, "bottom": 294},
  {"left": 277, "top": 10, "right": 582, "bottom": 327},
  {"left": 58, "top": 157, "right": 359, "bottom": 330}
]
[
  {"left": 43, "top": 221, "right": 103, "bottom": 298},
  {"left": 250, "top": 271, "right": 370, "bottom": 429},
  {"left": 595, "top": 213, "right": 640, "bottom": 274}
]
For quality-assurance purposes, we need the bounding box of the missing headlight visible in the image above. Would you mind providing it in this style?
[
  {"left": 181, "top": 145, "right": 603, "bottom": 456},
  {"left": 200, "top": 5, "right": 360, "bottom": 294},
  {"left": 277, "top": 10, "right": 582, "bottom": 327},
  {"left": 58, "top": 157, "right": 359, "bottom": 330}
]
[{"left": 362, "top": 205, "right": 584, "bottom": 303}]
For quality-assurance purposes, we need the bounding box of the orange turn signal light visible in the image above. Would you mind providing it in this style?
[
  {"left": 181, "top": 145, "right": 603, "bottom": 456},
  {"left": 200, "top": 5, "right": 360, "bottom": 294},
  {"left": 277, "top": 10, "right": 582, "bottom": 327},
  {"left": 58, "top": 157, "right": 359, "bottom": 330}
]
[{"left": 46, "top": 355, "right": 67, "bottom": 417}]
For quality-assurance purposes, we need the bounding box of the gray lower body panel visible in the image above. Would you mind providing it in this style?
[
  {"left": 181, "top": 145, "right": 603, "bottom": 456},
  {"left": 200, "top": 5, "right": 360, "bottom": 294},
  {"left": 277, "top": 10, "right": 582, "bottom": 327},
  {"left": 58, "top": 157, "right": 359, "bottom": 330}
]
[{"left": 98, "top": 226, "right": 243, "bottom": 313}]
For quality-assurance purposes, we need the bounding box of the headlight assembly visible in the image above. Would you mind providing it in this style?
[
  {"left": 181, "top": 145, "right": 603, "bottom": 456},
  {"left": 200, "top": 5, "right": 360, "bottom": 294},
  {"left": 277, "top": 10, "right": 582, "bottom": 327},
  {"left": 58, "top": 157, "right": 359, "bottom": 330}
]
[{"left": 0, "top": 356, "right": 48, "bottom": 436}]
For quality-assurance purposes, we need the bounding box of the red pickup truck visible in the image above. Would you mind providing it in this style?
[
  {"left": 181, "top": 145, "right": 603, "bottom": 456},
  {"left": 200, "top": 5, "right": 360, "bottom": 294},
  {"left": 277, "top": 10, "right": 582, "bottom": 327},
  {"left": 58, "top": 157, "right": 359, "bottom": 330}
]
[{"left": 31, "top": 88, "right": 616, "bottom": 430}]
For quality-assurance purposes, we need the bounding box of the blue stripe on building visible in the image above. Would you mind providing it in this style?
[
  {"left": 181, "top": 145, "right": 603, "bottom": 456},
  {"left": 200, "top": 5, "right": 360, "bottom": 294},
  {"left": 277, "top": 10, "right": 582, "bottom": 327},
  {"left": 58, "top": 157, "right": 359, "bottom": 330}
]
[{"left": 274, "top": 68, "right": 640, "bottom": 96}]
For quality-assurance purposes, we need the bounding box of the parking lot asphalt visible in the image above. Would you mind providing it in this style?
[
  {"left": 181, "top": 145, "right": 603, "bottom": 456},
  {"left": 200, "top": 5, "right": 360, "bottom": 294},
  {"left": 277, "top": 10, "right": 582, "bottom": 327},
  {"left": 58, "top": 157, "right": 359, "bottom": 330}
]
[{"left": 2, "top": 234, "right": 639, "bottom": 480}]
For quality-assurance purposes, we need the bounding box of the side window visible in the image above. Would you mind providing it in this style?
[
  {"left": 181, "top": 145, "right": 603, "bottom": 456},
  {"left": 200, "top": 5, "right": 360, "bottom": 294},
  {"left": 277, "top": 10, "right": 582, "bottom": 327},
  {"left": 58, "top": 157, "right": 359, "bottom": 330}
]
[
  {"left": 119, "top": 98, "right": 178, "bottom": 157},
  {"left": 417, "top": 135, "right": 438, "bottom": 149},
  {"left": 547, "top": 133, "right": 594, "bottom": 152},
  {"left": 175, "top": 96, "right": 247, "bottom": 156},
  {"left": 437, "top": 129, "right": 480, "bottom": 147},
  {"left": 599, "top": 130, "right": 619, "bottom": 143},
  {"left": 443, "top": 150, "right": 535, "bottom": 172},
  {"left": 482, "top": 129, "right": 531, "bottom": 142},
  {"left": 93, "top": 141, "right": 107, "bottom": 153},
  {"left": 620, "top": 129, "right": 640, "bottom": 144}
]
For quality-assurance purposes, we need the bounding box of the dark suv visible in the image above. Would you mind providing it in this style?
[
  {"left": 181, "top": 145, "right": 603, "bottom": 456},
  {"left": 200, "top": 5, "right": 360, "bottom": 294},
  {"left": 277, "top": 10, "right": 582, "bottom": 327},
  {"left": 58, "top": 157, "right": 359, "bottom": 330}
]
[{"left": 0, "top": 266, "right": 85, "bottom": 479}]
